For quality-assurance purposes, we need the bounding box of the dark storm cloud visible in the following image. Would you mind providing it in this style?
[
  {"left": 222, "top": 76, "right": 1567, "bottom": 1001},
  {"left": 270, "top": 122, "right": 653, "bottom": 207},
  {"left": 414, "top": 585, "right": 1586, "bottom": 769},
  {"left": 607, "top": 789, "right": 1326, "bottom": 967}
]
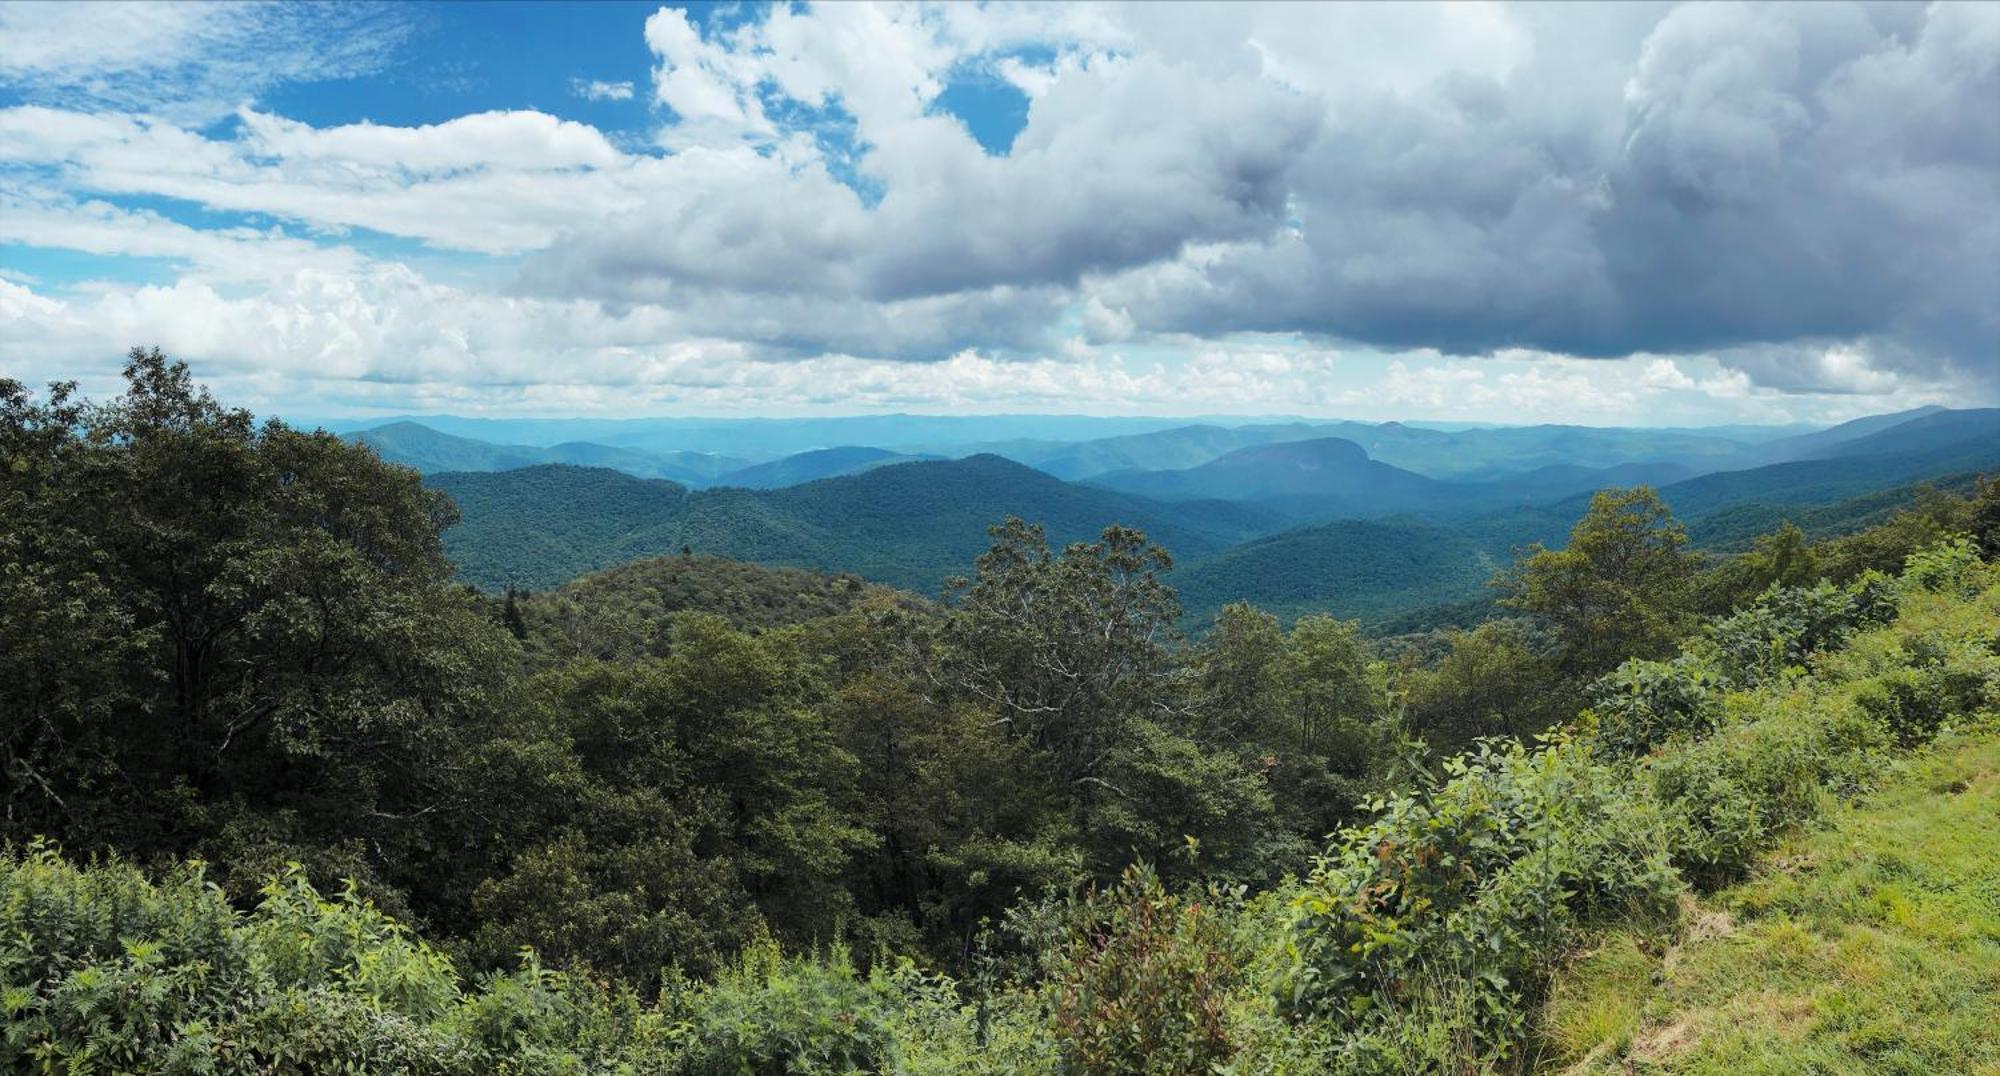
[
  {"left": 1105, "top": 3, "right": 1999, "bottom": 389},
  {"left": 513, "top": 2, "right": 1994, "bottom": 390}
]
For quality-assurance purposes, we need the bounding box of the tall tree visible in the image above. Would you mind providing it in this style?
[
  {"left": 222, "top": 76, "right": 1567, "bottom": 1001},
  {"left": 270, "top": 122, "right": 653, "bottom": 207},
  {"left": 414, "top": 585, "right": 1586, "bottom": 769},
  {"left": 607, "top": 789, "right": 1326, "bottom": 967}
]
[
  {"left": 1496, "top": 486, "right": 1699, "bottom": 677},
  {"left": 0, "top": 350, "right": 510, "bottom": 903},
  {"left": 939, "top": 519, "right": 1181, "bottom": 784}
]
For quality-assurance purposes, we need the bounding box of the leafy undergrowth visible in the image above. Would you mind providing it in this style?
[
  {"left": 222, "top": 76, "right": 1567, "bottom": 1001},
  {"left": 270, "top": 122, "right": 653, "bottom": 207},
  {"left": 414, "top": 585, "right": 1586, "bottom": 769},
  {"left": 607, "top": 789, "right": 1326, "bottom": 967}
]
[{"left": 1545, "top": 731, "right": 2000, "bottom": 1074}]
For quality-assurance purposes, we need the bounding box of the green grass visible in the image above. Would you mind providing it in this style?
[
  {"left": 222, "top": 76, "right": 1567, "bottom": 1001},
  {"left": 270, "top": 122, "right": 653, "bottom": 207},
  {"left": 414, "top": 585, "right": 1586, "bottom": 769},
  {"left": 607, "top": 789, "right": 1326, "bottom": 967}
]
[{"left": 1543, "top": 732, "right": 2000, "bottom": 1074}]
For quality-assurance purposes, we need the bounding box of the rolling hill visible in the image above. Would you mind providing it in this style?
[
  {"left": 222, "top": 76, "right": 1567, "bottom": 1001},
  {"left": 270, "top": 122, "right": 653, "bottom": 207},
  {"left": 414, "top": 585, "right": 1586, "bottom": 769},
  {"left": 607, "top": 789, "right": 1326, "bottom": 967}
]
[
  {"left": 353, "top": 421, "right": 545, "bottom": 473},
  {"left": 513, "top": 553, "right": 899, "bottom": 662},
  {"left": 1089, "top": 437, "right": 1449, "bottom": 519},
  {"left": 717, "top": 446, "right": 937, "bottom": 488},
  {"left": 339, "top": 413, "right": 1213, "bottom": 460},
  {"left": 424, "top": 405, "right": 2000, "bottom": 629},
  {"left": 1172, "top": 517, "right": 1506, "bottom": 627},
  {"left": 1632, "top": 414, "right": 2000, "bottom": 522},
  {"left": 431, "top": 455, "right": 1288, "bottom": 593},
  {"left": 429, "top": 465, "right": 696, "bottom": 587},
  {"left": 1296, "top": 421, "right": 1751, "bottom": 480},
  {"left": 1163, "top": 413, "right": 2000, "bottom": 631},
  {"left": 350, "top": 421, "right": 746, "bottom": 485},
  {"left": 1731, "top": 403, "right": 1950, "bottom": 466},
  {"left": 1090, "top": 438, "right": 1709, "bottom": 523},
  {"left": 538, "top": 441, "right": 747, "bottom": 483},
  {"left": 1019, "top": 422, "right": 1339, "bottom": 480},
  {"left": 989, "top": 419, "right": 1768, "bottom": 483}
]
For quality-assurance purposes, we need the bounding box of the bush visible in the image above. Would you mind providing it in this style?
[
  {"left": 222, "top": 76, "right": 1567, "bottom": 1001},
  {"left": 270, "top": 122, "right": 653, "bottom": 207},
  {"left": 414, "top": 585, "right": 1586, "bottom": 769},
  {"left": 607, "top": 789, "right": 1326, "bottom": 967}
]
[
  {"left": 1588, "top": 654, "right": 1725, "bottom": 757},
  {"left": 1705, "top": 575, "right": 1898, "bottom": 688},
  {"left": 1048, "top": 863, "right": 1246, "bottom": 1075},
  {"left": 1281, "top": 738, "right": 1680, "bottom": 1060},
  {"left": 668, "top": 942, "right": 913, "bottom": 1075},
  {"left": 1643, "top": 689, "right": 1888, "bottom": 886},
  {"left": 1902, "top": 535, "right": 1985, "bottom": 597}
]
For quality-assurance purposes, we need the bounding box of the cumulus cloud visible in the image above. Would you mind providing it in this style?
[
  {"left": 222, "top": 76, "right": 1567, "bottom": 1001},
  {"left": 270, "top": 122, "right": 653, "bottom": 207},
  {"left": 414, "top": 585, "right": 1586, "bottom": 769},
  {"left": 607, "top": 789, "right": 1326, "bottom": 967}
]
[
  {"left": 0, "top": 104, "right": 639, "bottom": 254},
  {"left": 524, "top": 50, "right": 1319, "bottom": 309},
  {"left": 572, "top": 79, "right": 635, "bottom": 102},
  {"left": 0, "top": 190, "right": 367, "bottom": 281},
  {"left": 1, "top": 0, "right": 1994, "bottom": 417},
  {"left": 1099, "top": 2, "right": 2000, "bottom": 392}
]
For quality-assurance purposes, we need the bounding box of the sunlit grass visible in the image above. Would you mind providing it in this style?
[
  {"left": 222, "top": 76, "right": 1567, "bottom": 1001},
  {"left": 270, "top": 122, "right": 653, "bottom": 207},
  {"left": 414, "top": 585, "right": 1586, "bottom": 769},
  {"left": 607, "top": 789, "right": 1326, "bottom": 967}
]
[{"left": 1544, "top": 732, "right": 2000, "bottom": 1073}]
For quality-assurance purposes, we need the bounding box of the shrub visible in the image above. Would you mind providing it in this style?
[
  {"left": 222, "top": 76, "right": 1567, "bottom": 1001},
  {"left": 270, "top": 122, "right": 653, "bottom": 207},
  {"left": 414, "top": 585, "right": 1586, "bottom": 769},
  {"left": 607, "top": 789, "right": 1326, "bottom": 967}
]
[
  {"left": 1705, "top": 575, "right": 1898, "bottom": 688},
  {"left": 1281, "top": 738, "right": 1679, "bottom": 1059},
  {"left": 1902, "top": 535, "right": 1985, "bottom": 597},
  {"left": 665, "top": 942, "right": 902, "bottom": 1075},
  {"left": 1049, "top": 863, "right": 1245, "bottom": 1076},
  {"left": 1587, "top": 654, "right": 1725, "bottom": 757},
  {"left": 1643, "top": 688, "right": 1887, "bottom": 886}
]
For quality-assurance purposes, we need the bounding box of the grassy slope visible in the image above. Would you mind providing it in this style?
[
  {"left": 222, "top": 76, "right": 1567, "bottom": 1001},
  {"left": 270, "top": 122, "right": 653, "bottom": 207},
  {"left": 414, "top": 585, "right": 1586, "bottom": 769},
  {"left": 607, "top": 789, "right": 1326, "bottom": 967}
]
[{"left": 1545, "top": 732, "right": 2000, "bottom": 1074}]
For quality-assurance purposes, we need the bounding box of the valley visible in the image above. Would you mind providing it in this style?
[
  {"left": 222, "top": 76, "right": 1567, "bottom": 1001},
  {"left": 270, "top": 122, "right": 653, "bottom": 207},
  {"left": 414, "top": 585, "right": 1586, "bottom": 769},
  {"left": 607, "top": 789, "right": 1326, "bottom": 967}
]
[{"left": 343, "top": 406, "right": 2000, "bottom": 629}]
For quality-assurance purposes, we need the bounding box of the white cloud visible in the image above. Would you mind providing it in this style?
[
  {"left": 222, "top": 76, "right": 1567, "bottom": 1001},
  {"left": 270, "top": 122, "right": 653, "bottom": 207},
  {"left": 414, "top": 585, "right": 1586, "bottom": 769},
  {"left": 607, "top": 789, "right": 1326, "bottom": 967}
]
[
  {"left": 0, "top": 2, "right": 413, "bottom": 123},
  {"left": 236, "top": 108, "right": 624, "bottom": 174},
  {"left": 0, "top": 104, "right": 640, "bottom": 255},
  {"left": 2, "top": 0, "right": 1994, "bottom": 420},
  {"left": 1642, "top": 358, "right": 1695, "bottom": 390},
  {"left": 0, "top": 190, "right": 366, "bottom": 281},
  {"left": 571, "top": 78, "right": 634, "bottom": 102},
  {"left": 644, "top": 7, "right": 776, "bottom": 148}
]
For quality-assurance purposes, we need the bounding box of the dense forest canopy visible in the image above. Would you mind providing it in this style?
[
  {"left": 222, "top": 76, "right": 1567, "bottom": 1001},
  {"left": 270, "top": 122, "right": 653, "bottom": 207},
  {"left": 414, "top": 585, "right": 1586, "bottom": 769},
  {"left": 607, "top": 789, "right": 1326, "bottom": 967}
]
[{"left": 4, "top": 353, "right": 1999, "bottom": 1072}]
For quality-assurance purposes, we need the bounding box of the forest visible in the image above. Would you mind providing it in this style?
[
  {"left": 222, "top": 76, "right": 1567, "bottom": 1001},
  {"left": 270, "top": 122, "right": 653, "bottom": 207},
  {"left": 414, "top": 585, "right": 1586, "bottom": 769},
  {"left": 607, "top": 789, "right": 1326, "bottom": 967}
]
[{"left": 5, "top": 351, "right": 1999, "bottom": 1072}]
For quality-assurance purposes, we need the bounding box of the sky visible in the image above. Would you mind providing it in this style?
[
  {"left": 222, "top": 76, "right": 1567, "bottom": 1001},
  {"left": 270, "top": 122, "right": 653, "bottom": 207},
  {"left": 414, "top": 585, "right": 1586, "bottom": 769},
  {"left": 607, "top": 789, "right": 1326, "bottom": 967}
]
[{"left": 0, "top": 0, "right": 1995, "bottom": 426}]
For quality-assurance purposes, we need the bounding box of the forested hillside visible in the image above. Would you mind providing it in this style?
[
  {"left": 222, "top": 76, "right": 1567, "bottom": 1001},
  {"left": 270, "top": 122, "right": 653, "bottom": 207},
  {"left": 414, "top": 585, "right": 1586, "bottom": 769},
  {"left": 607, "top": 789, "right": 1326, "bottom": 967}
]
[
  {"left": 353, "top": 420, "right": 748, "bottom": 485},
  {"left": 421, "top": 401, "right": 2000, "bottom": 631},
  {"left": 6, "top": 355, "right": 2000, "bottom": 1073},
  {"left": 434, "top": 454, "right": 1285, "bottom": 592},
  {"left": 1175, "top": 517, "right": 1502, "bottom": 626},
  {"left": 1089, "top": 437, "right": 1448, "bottom": 517},
  {"left": 716, "top": 446, "right": 937, "bottom": 488}
]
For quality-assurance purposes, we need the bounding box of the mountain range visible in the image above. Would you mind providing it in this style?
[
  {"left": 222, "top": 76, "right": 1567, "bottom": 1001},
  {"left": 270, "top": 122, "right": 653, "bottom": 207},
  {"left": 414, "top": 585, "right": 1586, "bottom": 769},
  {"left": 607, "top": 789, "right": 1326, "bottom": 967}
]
[
  {"left": 343, "top": 405, "right": 2000, "bottom": 628},
  {"left": 432, "top": 455, "right": 1282, "bottom": 594}
]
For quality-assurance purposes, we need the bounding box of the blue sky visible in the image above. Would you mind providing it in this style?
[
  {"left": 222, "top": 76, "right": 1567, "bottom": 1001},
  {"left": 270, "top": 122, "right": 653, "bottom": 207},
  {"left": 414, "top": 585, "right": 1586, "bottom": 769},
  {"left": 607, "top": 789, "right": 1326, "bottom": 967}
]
[{"left": 1, "top": 1, "right": 1994, "bottom": 424}]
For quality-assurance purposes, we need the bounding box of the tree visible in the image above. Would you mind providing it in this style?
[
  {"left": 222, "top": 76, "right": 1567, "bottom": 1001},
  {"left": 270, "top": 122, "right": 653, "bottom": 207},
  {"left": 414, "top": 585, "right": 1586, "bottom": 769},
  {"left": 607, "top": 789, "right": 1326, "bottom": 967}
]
[
  {"left": 1972, "top": 475, "right": 2000, "bottom": 560},
  {"left": 1495, "top": 486, "right": 1699, "bottom": 677},
  {"left": 1188, "top": 607, "right": 1391, "bottom": 857},
  {"left": 1696, "top": 519, "right": 1821, "bottom": 614},
  {"left": 1402, "top": 621, "right": 1568, "bottom": 754},
  {"left": 940, "top": 519, "right": 1181, "bottom": 784},
  {"left": 0, "top": 350, "right": 510, "bottom": 909},
  {"left": 502, "top": 586, "right": 529, "bottom": 640},
  {"left": 1813, "top": 483, "right": 1972, "bottom": 582},
  {"left": 1186, "top": 603, "right": 1288, "bottom": 748}
]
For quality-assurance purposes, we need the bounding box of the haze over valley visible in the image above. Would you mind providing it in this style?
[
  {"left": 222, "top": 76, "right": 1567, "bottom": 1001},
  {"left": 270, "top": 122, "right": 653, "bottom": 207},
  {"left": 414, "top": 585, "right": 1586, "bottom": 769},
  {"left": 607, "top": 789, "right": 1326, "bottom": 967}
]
[{"left": 338, "top": 406, "right": 2000, "bottom": 629}]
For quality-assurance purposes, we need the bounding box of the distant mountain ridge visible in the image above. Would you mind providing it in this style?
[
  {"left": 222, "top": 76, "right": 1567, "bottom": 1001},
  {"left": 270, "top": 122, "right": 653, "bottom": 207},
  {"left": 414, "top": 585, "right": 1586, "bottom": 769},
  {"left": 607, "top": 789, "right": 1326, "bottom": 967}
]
[
  {"left": 399, "top": 405, "right": 1997, "bottom": 631},
  {"left": 351, "top": 421, "right": 745, "bottom": 486},
  {"left": 988, "top": 419, "right": 1770, "bottom": 483},
  {"left": 338, "top": 413, "right": 1236, "bottom": 459},
  {"left": 716, "top": 446, "right": 938, "bottom": 489},
  {"left": 1154, "top": 407, "right": 2000, "bottom": 627},
  {"left": 431, "top": 454, "right": 1287, "bottom": 593},
  {"left": 1089, "top": 437, "right": 1713, "bottom": 523},
  {"left": 1733, "top": 404, "right": 1951, "bottom": 466},
  {"left": 1090, "top": 437, "right": 1450, "bottom": 519},
  {"left": 348, "top": 412, "right": 1825, "bottom": 492}
]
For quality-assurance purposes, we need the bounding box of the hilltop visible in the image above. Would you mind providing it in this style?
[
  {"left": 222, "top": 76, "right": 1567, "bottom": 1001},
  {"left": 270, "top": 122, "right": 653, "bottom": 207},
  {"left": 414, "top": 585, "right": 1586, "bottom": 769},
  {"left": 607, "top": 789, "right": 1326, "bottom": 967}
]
[{"left": 432, "top": 454, "right": 1283, "bottom": 593}]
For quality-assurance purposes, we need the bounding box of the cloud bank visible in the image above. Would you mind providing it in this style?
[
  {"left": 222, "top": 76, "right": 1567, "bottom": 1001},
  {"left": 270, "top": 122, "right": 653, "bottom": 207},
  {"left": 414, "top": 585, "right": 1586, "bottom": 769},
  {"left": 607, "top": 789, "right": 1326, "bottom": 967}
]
[{"left": 0, "top": 1, "right": 1993, "bottom": 419}]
